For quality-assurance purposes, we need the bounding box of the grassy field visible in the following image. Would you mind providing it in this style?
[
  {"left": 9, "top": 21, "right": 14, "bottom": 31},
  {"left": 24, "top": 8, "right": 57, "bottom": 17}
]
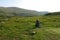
[{"left": 0, "top": 15, "right": 60, "bottom": 40}]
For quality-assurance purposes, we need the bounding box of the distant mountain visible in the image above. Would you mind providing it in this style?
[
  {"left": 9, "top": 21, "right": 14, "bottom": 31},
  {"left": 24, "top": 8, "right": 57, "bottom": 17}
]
[{"left": 0, "top": 7, "right": 48, "bottom": 16}]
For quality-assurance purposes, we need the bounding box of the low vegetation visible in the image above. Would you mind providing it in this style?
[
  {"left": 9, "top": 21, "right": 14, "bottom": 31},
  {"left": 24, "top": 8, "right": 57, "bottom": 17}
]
[{"left": 0, "top": 15, "right": 60, "bottom": 40}]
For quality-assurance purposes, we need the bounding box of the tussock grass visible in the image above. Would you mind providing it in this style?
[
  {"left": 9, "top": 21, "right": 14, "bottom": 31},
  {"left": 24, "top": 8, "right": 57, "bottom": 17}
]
[{"left": 0, "top": 16, "right": 60, "bottom": 40}]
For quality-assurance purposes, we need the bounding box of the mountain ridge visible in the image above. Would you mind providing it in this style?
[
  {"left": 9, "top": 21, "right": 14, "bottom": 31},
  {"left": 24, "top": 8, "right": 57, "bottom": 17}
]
[{"left": 0, "top": 7, "right": 48, "bottom": 16}]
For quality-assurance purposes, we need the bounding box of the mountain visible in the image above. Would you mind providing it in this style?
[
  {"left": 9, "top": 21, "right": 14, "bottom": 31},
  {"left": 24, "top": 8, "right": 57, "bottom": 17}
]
[{"left": 0, "top": 7, "right": 47, "bottom": 16}]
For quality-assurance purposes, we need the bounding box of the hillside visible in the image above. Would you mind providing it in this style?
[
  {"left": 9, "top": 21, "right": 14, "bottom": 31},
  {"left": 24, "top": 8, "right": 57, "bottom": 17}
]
[
  {"left": 45, "top": 12, "right": 60, "bottom": 16},
  {"left": 0, "top": 16, "right": 60, "bottom": 40},
  {"left": 0, "top": 7, "right": 47, "bottom": 16}
]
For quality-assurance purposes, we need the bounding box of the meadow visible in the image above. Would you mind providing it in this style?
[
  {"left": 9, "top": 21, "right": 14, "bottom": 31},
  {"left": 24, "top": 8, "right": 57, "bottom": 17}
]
[{"left": 0, "top": 15, "right": 60, "bottom": 40}]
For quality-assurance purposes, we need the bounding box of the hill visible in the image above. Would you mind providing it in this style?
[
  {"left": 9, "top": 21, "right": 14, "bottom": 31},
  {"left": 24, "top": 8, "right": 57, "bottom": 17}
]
[
  {"left": 45, "top": 12, "right": 60, "bottom": 16},
  {"left": 0, "top": 7, "right": 47, "bottom": 16}
]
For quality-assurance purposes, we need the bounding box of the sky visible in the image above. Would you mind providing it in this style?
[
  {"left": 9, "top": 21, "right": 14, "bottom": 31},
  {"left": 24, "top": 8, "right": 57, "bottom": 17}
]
[{"left": 0, "top": 0, "right": 60, "bottom": 12}]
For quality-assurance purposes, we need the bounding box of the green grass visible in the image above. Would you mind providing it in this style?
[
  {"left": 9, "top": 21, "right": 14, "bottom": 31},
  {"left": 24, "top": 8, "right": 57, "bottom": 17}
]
[{"left": 0, "top": 15, "right": 60, "bottom": 40}]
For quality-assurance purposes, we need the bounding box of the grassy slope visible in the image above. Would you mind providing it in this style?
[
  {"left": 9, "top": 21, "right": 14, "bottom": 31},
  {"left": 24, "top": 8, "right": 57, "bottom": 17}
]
[{"left": 0, "top": 15, "right": 60, "bottom": 40}]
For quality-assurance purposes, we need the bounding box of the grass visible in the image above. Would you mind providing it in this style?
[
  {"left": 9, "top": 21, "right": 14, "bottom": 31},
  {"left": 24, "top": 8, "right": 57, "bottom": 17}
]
[{"left": 0, "top": 15, "right": 60, "bottom": 40}]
